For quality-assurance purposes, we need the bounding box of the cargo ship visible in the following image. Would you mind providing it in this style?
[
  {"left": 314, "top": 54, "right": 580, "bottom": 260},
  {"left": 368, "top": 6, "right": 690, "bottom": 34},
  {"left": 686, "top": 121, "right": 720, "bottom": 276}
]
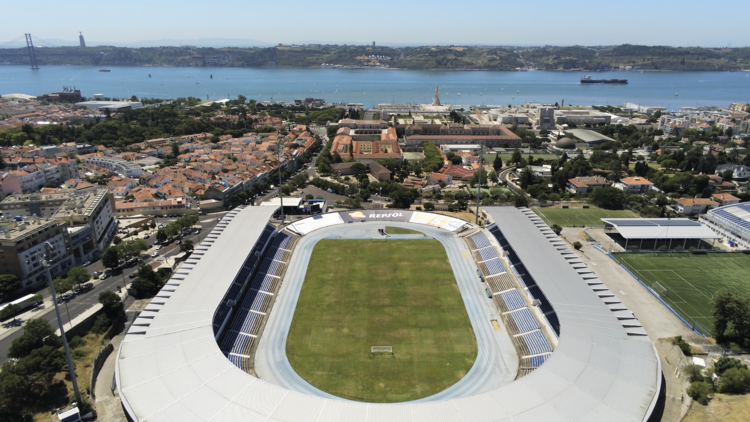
[{"left": 580, "top": 75, "right": 627, "bottom": 84}]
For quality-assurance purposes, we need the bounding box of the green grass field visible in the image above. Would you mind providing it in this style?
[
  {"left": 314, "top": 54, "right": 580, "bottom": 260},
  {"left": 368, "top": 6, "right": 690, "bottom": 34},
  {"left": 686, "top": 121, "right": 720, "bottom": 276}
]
[
  {"left": 384, "top": 226, "right": 424, "bottom": 235},
  {"left": 532, "top": 206, "right": 636, "bottom": 227},
  {"left": 287, "top": 239, "right": 477, "bottom": 402},
  {"left": 615, "top": 253, "right": 750, "bottom": 335}
]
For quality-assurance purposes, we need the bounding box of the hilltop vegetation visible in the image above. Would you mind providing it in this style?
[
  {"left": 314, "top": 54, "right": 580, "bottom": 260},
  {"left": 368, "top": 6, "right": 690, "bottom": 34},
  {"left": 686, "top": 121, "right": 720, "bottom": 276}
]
[{"left": 1, "top": 44, "right": 749, "bottom": 71}]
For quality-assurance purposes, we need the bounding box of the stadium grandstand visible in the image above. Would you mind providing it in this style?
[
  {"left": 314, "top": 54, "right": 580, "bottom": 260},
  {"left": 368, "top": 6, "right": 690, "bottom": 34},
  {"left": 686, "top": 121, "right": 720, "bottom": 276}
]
[
  {"left": 115, "top": 206, "right": 661, "bottom": 422},
  {"left": 602, "top": 218, "right": 721, "bottom": 251},
  {"left": 700, "top": 202, "right": 750, "bottom": 250}
]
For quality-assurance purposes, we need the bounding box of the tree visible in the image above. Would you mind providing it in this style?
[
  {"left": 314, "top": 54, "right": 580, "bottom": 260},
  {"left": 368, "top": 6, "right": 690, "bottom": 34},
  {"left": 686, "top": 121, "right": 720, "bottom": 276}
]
[
  {"left": 423, "top": 202, "right": 435, "bottom": 211},
  {"left": 113, "top": 236, "right": 122, "bottom": 245},
  {"left": 0, "top": 274, "right": 21, "bottom": 303},
  {"left": 511, "top": 148, "right": 522, "bottom": 165},
  {"left": 99, "top": 290, "right": 124, "bottom": 323},
  {"left": 131, "top": 264, "right": 165, "bottom": 298},
  {"left": 180, "top": 239, "right": 194, "bottom": 253},
  {"left": 687, "top": 381, "right": 714, "bottom": 405},
  {"left": 714, "top": 357, "right": 747, "bottom": 376},
  {"left": 156, "top": 228, "right": 168, "bottom": 243},
  {"left": 101, "top": 246, "right": 120, "bottom": 269},
  {"left": 719, "top": 367, "right": 750, "bottom": 394},
  {"left": 712, "top": 290, "right": 750, "bottom": 342},
  {"left": 351, "top": 163, "right": 367, "bottom": 173},
  {"left": 519, "top": 167, "right": 534, "bottom": 189},
  {"left": 573, "top": 241, "right": 582, "bottom": 250},
  {"left": 493, "top": 154, "right": 503, "bottom": 171},
  {"left": 488, "top": 170, "right": 499, "bottom": 185},
  {"left": 8, "top": 319, "right": 60, "bottom": 359},
  {"left": 67, "top": 266, "right": 90, "bottom": 286},
  {"left": 50, "top": 277, "right": 73, "bottom": 297},
  {"left": 683, "top": 364, "right": 705, "bottom": 383},
  {"left": 590, "top": 187, "right": 625, "bottom": 210}
]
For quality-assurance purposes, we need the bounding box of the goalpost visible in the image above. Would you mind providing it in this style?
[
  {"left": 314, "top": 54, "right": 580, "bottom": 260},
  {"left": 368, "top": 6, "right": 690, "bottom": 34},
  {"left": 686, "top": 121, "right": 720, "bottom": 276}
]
[
  {"left": 370, "top": 346, "right": 394, "bottom": 358},
  {"left": 653, "top": 282, "right": 668, "bottom": 298}
]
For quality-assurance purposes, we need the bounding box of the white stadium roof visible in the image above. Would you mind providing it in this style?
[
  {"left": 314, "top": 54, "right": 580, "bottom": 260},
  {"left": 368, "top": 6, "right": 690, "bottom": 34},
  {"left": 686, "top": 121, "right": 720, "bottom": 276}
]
[
  {"left": 602, "top": 218, "right": 721, "bottom": 240},
  {"left": 116, "top": 206, "right": 661, "bottom": 422}
]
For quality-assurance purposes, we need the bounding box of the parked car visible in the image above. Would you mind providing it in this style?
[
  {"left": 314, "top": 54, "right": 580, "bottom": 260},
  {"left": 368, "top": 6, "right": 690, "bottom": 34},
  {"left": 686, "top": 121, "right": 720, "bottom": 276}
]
[
  {"left": 151, "top": 252, "right": 159, "bottom": 257},
  {"left": 156, "top": 245, "right": 163, "bottom": 250},
  {"left": 100, "top": 274, "right": 109, "bottom": 280},
  {"left": 61, "top": 292, "right": 75, "bottom": 302},
  {"left": 129, "top": 273, "right": 136, "bottom": 279},
  {"left": 81, "top": 282, "right": 94, "bottom": 292},
  {"left": 83, "top": 261, "right": 91, "bottom": 266},
  {"left": 93, "top": 271, "right": 102, "bottom": 276},
  {"left": 176, "top": 240, "right": 181, "bottom": 245},
  {"left": 143, "top": 234, "right": 150, "bottom": 239}
]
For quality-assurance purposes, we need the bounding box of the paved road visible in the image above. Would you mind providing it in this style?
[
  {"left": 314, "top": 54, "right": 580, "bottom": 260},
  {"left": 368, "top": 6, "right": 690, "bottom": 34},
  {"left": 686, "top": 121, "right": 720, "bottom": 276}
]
[
  {"left": 0, "top": 214, "right": 225, "bottom": 362},
  {"left": 254, "top": 221, "right": 518, "bottom": 401}
]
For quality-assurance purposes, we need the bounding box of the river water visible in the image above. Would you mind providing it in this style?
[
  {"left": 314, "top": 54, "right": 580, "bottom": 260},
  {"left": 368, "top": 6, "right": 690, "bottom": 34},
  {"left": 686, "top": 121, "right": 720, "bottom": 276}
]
[{"left": 1, "top": 65, "right": 749, "bottom": 109}]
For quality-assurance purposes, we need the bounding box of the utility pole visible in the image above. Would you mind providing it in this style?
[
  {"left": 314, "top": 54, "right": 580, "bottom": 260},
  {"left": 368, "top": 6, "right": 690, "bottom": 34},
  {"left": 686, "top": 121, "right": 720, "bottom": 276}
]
[
  {"left": 475, "top": 141, "right": 483, "bottom": 225},
  {"left": 40, "top": 244, "right": 82, "bottom": 405}
]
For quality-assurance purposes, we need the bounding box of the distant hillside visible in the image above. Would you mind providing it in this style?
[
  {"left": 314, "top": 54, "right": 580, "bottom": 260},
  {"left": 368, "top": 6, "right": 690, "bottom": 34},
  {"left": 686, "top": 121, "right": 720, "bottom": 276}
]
[{"left": 1, "top": 44, "right": 749, "bottom": 71}]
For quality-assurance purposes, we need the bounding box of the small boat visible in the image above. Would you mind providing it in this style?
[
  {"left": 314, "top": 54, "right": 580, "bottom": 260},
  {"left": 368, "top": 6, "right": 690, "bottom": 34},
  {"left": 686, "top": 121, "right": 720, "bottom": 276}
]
[
  {"left": 210, "top": 74, "right": 213, "bottom": 79},
  {"left": 148, "top": 73, "right": 151, "bottom": 78},
  {"left": 99, "top": 68, "right": 110, "bottom": 72},
  {"left": 675, "top": 92, "right": 679, "bottom": 96},
  {"left": 457, "top": 92, "right": 461, "bottom": 96}
]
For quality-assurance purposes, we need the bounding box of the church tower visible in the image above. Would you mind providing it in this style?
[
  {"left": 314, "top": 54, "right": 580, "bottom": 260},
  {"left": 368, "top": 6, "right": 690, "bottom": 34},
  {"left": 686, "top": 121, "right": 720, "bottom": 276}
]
[{"left": 432, "top": 84, "right": 440, "bottom": 106}]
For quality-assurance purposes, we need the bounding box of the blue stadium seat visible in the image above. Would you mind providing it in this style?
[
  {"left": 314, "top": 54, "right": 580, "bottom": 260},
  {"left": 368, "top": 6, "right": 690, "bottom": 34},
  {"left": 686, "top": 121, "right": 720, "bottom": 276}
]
[
  {"left": 521, "top": 331, "right": 553, "bottom": 355},
  {"left": 530, "top": 353, "right": 551, "bottom": 367},
  {"left": 478, "top": 247, "right": 498, "bottom": 261},
  {"left": 510, "top": 308, "right": 540, "bottom": 333},
  {"left": 483, "top": 258, "right": 506, "bottom": 275},
  {"left": 500, "top": 290, "right": 526, "bottom": 311}
]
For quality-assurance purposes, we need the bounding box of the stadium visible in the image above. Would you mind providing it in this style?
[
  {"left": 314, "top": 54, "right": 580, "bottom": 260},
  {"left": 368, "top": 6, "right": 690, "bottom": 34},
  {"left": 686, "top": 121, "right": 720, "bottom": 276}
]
[
  {"left": 115, "top": 206, "right": 662, "bottom": 422},
  {"left": 700, "top": 202, "right": 750, "bottom": 250}
]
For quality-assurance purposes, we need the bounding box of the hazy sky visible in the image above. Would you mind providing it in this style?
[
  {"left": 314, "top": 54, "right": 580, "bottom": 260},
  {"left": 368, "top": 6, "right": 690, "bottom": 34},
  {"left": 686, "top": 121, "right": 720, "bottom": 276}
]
[{"left": 1, "top": 0, "right": 747, "bottom": 47}]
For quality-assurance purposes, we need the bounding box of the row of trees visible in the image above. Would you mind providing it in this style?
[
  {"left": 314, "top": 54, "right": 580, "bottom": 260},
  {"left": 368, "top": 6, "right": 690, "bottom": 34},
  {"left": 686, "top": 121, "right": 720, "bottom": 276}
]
[
  {"left": 102, "top": 239, "right": 150, "bottom": 270},
  {"left": 49, "top": 266, "right": 92, "bottom": 299},
  {"left": 156, "top": 214, "right": 199, "bottom": 244}
]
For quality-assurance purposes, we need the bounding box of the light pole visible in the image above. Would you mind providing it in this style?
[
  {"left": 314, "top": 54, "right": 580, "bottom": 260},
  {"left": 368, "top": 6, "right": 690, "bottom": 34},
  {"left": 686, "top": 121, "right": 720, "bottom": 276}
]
[
  {"left": 277, "top": 131, "right": 284, "bottom": 221},
  {"left": 40, "top": 244, "right": 82, "bottom": 405},
  {"left": 475, "top": 141, "right": 483, "bottom": 225}
]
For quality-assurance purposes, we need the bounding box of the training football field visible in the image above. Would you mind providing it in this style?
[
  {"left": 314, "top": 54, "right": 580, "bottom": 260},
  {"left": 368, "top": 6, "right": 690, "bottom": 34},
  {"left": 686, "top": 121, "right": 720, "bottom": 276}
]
[
  {"left": 286, "top": 239, "right": 477, "bottom": 403},
  {"left": 615, "top": 253, "right": 750, "bottom": 335},
  {"left": 532, "top": 206, "right": 635, "bottom": 227}
]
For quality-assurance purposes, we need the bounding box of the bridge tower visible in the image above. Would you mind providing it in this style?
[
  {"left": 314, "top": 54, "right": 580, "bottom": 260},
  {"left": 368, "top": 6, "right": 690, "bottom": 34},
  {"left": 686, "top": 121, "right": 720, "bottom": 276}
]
[{"left": 24, "top": 33, "right": 39, "bottom": 70}]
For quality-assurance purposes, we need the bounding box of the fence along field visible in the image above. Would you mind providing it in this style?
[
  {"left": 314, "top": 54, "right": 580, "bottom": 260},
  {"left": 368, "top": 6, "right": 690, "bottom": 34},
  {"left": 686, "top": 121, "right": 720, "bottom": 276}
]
[
  {"left": 532, "top": 205, "right": 636, "bottom": 227},
  {"left": 615, "top": 252, "right": 750, "bottom": 335},
  {"left": 286, "top": 239, "right": 477, "bottom": 403}
]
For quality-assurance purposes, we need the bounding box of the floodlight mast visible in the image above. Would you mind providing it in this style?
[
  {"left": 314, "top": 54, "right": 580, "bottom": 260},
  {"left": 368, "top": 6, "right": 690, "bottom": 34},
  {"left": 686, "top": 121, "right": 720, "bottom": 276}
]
[{"left": 41, "top": 242, "right": 82, "bottom": 405}]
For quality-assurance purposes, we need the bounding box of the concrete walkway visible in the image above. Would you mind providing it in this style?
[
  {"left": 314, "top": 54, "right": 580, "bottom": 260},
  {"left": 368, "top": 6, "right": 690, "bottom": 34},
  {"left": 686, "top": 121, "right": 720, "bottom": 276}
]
[
  {"left": 94, "top": 334, "right": 126, "bottom": 422},
  {"left": 94, "top": 299, "right": 151, "bottom": 422}
]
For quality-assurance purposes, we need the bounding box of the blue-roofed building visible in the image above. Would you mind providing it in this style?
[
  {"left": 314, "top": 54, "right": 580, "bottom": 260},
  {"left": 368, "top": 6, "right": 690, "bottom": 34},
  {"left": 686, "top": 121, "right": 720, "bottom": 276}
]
[{"left": 701, "top": 202, "right": 750, "bottom": 250}]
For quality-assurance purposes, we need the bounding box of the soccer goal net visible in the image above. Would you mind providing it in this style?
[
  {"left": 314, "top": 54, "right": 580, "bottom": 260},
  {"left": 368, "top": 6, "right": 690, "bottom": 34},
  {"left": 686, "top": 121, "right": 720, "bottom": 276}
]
[
  {"left": 653, "top": 282, "right": 668, "bottom": 298},
  {"left": 371, "top": 346, "right": 393, "bottom": 353}
]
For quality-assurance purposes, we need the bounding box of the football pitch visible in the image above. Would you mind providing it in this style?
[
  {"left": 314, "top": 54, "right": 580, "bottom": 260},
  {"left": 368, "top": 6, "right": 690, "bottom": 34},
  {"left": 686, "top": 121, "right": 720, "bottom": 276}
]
[
  {"left": 615, "top": 253, "right": 750, "bottom": 335},
  {"left": 286, "top": 239, "right": 477, "bottom": 402},
  {"left": 532, "top": 206, "right": 635, "bottom": 227}
]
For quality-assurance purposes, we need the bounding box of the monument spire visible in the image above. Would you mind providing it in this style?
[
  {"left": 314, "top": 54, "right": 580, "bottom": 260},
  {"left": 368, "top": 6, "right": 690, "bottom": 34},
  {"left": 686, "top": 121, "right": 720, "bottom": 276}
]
[{"left": 432, "top": 84, "right": 440, "bottom": 106}]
